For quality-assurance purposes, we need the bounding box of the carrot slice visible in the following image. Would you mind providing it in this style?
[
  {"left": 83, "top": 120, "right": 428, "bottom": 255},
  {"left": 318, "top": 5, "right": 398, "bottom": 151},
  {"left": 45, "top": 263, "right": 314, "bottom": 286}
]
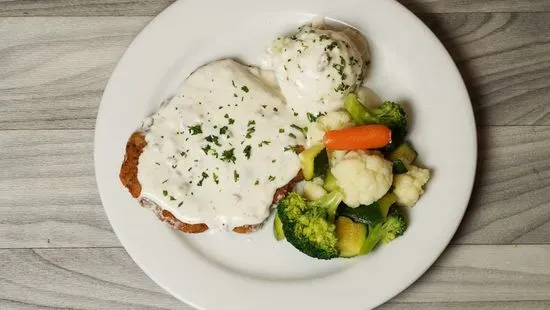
[{"left": 323, "top": 125, "right": 391, "bottom": 150}]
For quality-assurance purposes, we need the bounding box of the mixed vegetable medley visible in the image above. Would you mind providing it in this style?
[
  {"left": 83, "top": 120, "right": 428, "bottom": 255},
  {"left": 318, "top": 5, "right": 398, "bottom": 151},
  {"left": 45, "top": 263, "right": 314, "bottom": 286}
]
[{"left": 274, "top": 93, "right": 431, "bottom": 259}]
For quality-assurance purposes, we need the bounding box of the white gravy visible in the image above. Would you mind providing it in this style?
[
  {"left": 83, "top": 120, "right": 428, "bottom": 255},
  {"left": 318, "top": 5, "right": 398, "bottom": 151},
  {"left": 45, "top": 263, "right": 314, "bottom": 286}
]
[{"left": 137, "top": 59, "right": 306, "bottom": 230}]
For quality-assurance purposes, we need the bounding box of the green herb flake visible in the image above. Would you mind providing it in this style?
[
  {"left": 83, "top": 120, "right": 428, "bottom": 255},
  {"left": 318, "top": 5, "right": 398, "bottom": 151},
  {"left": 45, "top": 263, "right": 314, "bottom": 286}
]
[
  {"left": 306, "top": 112, "right": 317, "bottom": 122},
  {"left": 284, "top": 145, "right": 301, "bottom": 154},
  {"left": 241, "top": 86, "right": 249, "bottom": 93},
  {"left": 197, "top": 172, "right": 209, "bottom": 186},
  {"left": 169, "top": 196, "right": 176, "bottom": 201},
  {"left": 201, "top": 144, "right": 212, "bottom": 154},
  {"left": 187, "top": 124, "right": 203, "bottom": 135},
  {"left": 279, "top": 128, "right": 285, "bottom": 133},
  {"left": 232, "top": 80, "right": 236, "bottom": 87},
  {"left": 213, "top": 172, "right": 219, "bottom": 184},
  {"left": 268, "top": 175, "right": 276, "bottom": 182},
  {"left": 163, "top": 190, "right": 168, "bottom": 196},
  {"left": 205, "top": 135, "right": 221, "bottom": 146},
  {"left": 325, "top": 41, "right": 338, "bottom": 51},
  {"left": 261, "top": 105, "right": 267, "bottom": 109},
  {"left": 219, "top": 126, "right": 228, "bottom": 135},
  {"left": 273, "top": 107, "right": 278, "bottom": 112},
  {"left": 243, "top": 145, "right": 252, "bottom": 159},
  {"left": 228, "top": 118, "right": 235, "bottom": 125},
  {"left": 254, "top": 180, "right": 260, "bottom": 186},
  {"left": 247, "top": 120, "right": 256, "bottom": 127},
  {"left": 178, "top": 201, "right": 183, "bottom": 207},
  {"left": 233, "top": 170, "right": 240, "bottom": 182},
  {"left": 290, "top": 124, "right": 308, "bottom": 137},
  {"left": 162, "top": 179, "right": 168, "bottom": 184},
  {"left": 258, "top": 140, "right": 271, "bottom": 147},
  {"left": 245, "top": 127, "right": 255, "bottom": 139},
  {"left": 221, "top": 148, "right": 236, "bottom": 163}
]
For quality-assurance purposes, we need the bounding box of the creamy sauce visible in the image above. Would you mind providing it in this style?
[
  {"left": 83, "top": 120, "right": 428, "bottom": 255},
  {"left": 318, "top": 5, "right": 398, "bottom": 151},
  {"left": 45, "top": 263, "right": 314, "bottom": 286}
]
[
  {"left": 266, "top": 26, "right": 366, "bottom": 116},
  {"left": 138, "top": 59, "right": 305, "bottom": 230}
]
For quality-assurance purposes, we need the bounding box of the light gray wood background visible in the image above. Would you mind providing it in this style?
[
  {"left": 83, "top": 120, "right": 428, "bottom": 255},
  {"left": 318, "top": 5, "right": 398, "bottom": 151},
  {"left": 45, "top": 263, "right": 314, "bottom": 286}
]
[{"left": 1, "top": 0, "right": 549, "bottom": 309}]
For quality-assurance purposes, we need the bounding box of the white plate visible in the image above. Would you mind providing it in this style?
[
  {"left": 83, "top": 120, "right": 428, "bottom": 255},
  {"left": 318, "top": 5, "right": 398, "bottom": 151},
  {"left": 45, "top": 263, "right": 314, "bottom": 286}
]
[{"left": 95, "top": 0, "right": 477, "bottom": 309}]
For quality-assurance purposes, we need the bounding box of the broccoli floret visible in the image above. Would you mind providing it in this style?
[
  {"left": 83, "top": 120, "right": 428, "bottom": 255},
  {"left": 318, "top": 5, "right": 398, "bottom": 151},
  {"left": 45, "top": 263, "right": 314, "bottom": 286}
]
[
  {"left": 277, "top": 191, "right": 344, "bottom": 259},
  {"left": 380, "top": 206, "right": 407, "bottom": 244},
  {"left": 344, "top": 94, "right": 407, "bottom": 129},
  {"left": 360, "top": 206, "right": 407, "bottom": 254},
  {"left": 344, "top": 94, "right": 407, "bottom": 153}
]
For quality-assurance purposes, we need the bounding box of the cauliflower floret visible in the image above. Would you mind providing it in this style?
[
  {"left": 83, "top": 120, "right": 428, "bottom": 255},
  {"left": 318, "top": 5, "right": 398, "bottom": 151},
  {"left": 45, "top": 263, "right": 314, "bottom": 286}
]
[
  {"left": 307, "top": 110, "right": 354, "bottom": 145},
  {"left": 393, "top": 165, "right": 431, "bottom": 207},
  {"left": 303, "top": 181, "right": 328, "bottom": 201},
  {"left": 331, "top": 151, "right": 393, "bottom": 208}
]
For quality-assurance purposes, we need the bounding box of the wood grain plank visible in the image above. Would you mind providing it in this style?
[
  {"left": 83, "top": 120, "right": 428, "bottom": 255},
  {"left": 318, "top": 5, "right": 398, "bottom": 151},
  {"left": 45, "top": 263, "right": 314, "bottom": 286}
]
[
  {"left": 0, "top": 0, "right": 549, "bottom": 17},
  {"left": 0, "top": 130, "right": 120, "bottom": 248},
  {"left": 1, "top": 13, "right": 549, "bottom": 129},
  {"left": 419, "top": 13, "right": 550, "bottom": 126},
  {"left": 399, "top": 0, "right": 550, "bottom": 13},
  {"left": 454, "top": 126, "right": 550, "bottom": 243},
  {"left": 0, "top": 17, "right": 149, "bottom": 130},
  {"left": 0, "top": 126, "right": 548, "bottom": 248},
  {"left": 0, "top": 245, "right": 548, "bottom": 309}
]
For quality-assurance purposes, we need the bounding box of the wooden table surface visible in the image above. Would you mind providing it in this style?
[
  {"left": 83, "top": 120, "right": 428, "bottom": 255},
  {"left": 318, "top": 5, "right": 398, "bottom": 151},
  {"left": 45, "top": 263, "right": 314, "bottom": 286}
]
[{"left": 1, "top": 0, "right": 550, "bottom": 309}]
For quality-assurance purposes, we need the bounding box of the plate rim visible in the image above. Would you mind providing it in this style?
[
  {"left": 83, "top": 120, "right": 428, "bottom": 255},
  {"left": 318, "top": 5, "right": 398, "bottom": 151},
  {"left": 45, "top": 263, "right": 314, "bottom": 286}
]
[{"left": 94, "top": 0, "right": 478, "bottom": 309}]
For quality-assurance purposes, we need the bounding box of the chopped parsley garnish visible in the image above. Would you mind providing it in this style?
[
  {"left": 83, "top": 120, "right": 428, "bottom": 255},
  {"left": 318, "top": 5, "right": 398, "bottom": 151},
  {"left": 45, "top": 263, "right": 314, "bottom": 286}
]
[
  {"left": 163, "top": 190, "right": 168, "bottom": 196},
  {"left": 335, "top": 82, "right": 350, "bottom": 93},
  {"left": 284, "top": 145, "right": 301, "bottom": 154},
  {"left": 228, "top": 118, "right": 235, "bottom": 125},
  {"left": 197, "top": 172, "right": 209, "bottom": 186},
  {"left": 319, "top": 34, "right": 330, "bottom": 41},
  {"left": 258, "top": 140, "right": 271, "bottom": 147},
  {"left": 232, "top": 80, "right": 236, "bottom": 87},
  {"left": 213, "top": 173, "right": 219, "bottom": 184},
  {"left": 273, "top": 107, "right": 278, "bottom": 112},
  {"left": 169, "top": 196, "right": 176, "bottom": 201},
  {"left": 272, "top": 159, "right": 277, "bottom": 163},
  {"left": 187, "top": 124, "right": 202, "bottom": 135},
  {"left": 306, "top": 112, "right": 317, "bottom": 122},
  {"left": 201, "top": 144, "right": 212, "bottom": 154},
  {"left": 288, "top": 133, "right": 297, "bottom": 139},
  {"left": 233, "top": 93, "right": 238, "bottom": 98},
  {"left": 268, "top": 175, "right": 276, "bottom": 182},
  {"left": 162, "top": 179, "right": 168, "bottom": 184},
  {"left": 241, "top": 86, "right": 249, "bottom": 93},
  {"left": 205, "top": 135, "right": 221, "bottom": 146},
  {"left": 290, "top": 124, "right": 308, "bottom": 137},
  {"left": 245, "top": 127, "right": 255, "bottom": 139},
  {"left": 254, "top": 180, "right": 260, "bottom": 186},
  {"left": 178, "top": 201, "right": 183, "bottom": 207},
  {"left": 221, "top": 148, "right": 236, "bottom": 163},
  {"left": 224, "top": 113, "right": 229, "bottom": 118},
  {"left": 233, "top": 170, "right": 240, "bottom": 182},
  {"left": 171, "top": 164, "right": 178, "bottom": 169},
  {"left": 261, "top": 105, "right": 267, "bottom": 109},
  {"left": 279, "top": 128, "right": 285, "bottom": 133},
  {"left": 247, "top": 120, "right": 256, "bottom": 126},
  {"left": 243, "top": 145, "right": 252, "bottom": 159},
  {"left": 219, "top": 126, "right": 228, "bottom": 135},
  {"left": 325, "top": 41, "right": 338, "bottom": 51},
  {"left": 155, "top": 162, "right": 160, "bottom": 166}
]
